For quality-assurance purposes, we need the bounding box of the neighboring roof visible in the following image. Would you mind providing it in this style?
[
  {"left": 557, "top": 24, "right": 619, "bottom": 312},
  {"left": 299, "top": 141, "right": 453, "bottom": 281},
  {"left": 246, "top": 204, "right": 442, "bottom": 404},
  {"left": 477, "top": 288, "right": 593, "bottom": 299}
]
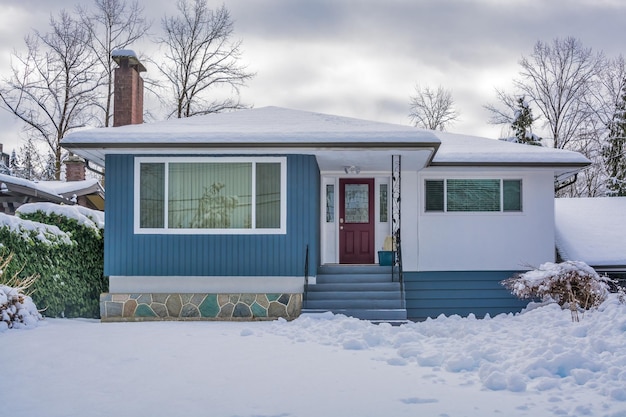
[
  {"left": 0, "top": 174, "right": 67, "bottom": 204},
  {"left": 0, "top": 174, "right": 105, "bottom": 212},
  {"left": 555, "top": 197, "right": 626, "bottom": 268},
  {"left": 35, "top": 179, "right": 104, "bottom": 200},
  {"left": 62, "top": 106, "right": 590, "bottom": 174}
]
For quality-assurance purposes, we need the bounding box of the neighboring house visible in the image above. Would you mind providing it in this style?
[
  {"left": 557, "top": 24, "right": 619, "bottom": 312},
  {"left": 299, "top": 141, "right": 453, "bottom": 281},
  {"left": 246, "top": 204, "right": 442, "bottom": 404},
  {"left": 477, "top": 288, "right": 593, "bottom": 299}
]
[
  {"left": 0, "top": 157, "right": 104, "bottom": 214},
  {"left": 0, "top": 144, "right": 10, "bottom": 175},
  {"left": 61, "top": 51, "right": 590, "bottom": 322},
  {"left": 555, "top": 197, "right": 626, "bottom": 284}
]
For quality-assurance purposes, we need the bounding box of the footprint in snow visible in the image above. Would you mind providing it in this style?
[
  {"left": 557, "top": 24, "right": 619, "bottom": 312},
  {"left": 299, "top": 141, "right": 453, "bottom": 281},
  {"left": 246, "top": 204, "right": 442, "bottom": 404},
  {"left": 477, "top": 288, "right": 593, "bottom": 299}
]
[{"left": 401, "top": 397, "right": 439, "bottom": 404}]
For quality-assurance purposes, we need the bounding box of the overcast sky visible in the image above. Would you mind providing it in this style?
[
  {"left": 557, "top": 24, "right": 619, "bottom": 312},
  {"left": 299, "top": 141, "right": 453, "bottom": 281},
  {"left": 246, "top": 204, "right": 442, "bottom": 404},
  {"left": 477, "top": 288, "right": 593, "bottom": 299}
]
[{"left": 1, "top": 0, "right": 626, "bottom": 154}]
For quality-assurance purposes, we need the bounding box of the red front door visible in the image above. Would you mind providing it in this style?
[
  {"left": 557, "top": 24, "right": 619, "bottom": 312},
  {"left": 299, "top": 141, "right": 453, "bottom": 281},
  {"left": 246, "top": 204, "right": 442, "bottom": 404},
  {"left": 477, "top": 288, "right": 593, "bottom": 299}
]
[{"left": 339, "top": 178, "right": 375, "bottom": 264}]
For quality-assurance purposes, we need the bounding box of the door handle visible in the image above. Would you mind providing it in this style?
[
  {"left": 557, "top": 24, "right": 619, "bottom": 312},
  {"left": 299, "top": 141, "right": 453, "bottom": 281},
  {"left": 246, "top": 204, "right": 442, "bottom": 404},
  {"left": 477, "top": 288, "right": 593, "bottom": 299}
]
[{"left": 340, "top": 226, "right": 344, "bottom": 230}]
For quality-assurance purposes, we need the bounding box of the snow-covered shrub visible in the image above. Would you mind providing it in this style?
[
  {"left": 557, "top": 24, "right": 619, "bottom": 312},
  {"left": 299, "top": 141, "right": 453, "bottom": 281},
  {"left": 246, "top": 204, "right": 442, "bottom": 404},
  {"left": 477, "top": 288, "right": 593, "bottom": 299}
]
[
  {"left": 0, "top": 203, "right": 106, "bottom": 318},
  {"left": 502, "top": 261, "right": 620, "bottom": 320},
  {"left": 0, "top": 254, "right": 42, "bottom": 330}
]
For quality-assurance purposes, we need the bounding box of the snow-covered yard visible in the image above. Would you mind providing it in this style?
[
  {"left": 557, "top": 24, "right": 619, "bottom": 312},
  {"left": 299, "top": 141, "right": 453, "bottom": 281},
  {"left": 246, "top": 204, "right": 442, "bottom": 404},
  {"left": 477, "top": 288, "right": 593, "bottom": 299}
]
[{"left": 2, "top": 297, "right": 626, "bottom": 417}]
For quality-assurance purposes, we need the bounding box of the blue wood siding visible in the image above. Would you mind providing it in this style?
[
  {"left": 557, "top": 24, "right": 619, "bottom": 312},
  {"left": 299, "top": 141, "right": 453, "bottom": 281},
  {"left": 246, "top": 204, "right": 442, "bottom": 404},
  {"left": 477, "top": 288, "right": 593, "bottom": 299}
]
[
  {"left": 404, "top": 271, "right": 528, "bottom": 321},
  {"left": 104, "top": 154, "right": 320, "bottom": 277}
]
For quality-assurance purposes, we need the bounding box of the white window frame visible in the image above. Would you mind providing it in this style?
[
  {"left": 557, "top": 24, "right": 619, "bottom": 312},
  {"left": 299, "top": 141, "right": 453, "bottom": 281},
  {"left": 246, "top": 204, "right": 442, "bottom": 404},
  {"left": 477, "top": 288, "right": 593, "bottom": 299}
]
[{"left": 133, "top": 156, "right": 287, "bottom": 235}]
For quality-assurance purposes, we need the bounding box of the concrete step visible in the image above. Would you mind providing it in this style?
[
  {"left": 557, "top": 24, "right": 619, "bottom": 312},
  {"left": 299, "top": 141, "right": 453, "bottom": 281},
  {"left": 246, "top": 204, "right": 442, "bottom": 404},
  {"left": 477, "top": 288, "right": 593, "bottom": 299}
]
[
  {"left": 305, "top": 265, "right": 405, "bottom": 322},
  {"left": 305, "top": 290, "right": 403, "bottom": 301},
  {"left": 316, "top": 273, "right": 393, "bottom": 284},
  {"left": 301, "top": 308, "right": 407, "bottom": 321},
  {"left": 304, "top": 299, "right": 403, "bottom": 310},
  {"left": 318, "top": 265, "right": 396, "bottom": 275},
  {"left": 307, "top": 282, "right": 401, "bottom": 292}
]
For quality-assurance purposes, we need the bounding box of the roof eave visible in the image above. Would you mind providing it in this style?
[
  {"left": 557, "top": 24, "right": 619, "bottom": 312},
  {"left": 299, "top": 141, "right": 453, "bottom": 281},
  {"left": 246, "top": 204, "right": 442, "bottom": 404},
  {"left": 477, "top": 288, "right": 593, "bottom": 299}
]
[
  {"left": 592, "top": 265, "right": 626, "bottom": 272},
  {"left": 62, "top": 140, "right": 442, "bottom": 150},
  {"left": 62, "top": 140, "right": 442, "bottom": 169},
  {"left": 1, "top": 182, "right": 69, "bottom": 204},
  {"left": 429, "top": 161, "right": 591, "bottom": 168},
  {"left": 58, "top": 182, "right": 105, "bottom": 199}
]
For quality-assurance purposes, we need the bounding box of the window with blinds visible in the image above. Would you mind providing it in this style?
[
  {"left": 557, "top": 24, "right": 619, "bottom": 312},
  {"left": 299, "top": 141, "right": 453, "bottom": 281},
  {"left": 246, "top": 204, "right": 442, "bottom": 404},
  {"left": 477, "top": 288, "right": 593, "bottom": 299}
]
[
  {"left": 425, "top": 179, "right": 522, "bottom": 212},
  {"left": 135, "top": 157, "right": 286, "bottom": 234}
]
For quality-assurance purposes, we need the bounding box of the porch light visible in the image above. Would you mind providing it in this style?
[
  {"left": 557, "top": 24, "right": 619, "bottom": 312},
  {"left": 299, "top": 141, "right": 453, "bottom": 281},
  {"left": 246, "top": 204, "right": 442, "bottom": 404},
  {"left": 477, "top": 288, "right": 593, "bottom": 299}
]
[{"left": 344, "top": 165, "right": 361, "bottom": 174}]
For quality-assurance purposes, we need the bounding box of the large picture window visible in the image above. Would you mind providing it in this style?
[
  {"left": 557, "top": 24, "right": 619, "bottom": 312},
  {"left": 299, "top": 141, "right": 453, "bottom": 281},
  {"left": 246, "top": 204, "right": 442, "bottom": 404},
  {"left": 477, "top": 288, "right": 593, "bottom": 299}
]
[
  {"left": 135, "top": 157, "right": 286, "bottom": 234},
  {"left": 425, "top": 179, "right": 522, "bottom": 212}
]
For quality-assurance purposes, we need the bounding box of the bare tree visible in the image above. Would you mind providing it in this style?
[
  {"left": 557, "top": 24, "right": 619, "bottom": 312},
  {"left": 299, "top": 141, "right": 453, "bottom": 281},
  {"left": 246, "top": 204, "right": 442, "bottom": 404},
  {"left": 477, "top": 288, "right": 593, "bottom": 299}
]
[
  {"left": 591, "top": 55, "right": 626, "bottom": 128},
  {"left": 484, "top": 88, "right": 519, "bottom": 126},
  {"left": 577, "top": 55, "right": 626, "bottom": 197},
  {"left": 515, "top": 37, "right": 604, "bottom": 150},
  {"left": 0, "top": 11, "right": 99, "bottom": 179},
  {"left": 154, "top": 0, "right": 255, "bottom": 118},
  {"left": 408, "top": 84, "right": 459, "bottom": 130},
  {"left": 567, "top": 117, "right": 606, "bottom": 197},
  {"left": 485, "top": 37, "right": 609, "bottom": 196},
  {"left": 78, "top": 0, "right": 151, "bottom": 127}
]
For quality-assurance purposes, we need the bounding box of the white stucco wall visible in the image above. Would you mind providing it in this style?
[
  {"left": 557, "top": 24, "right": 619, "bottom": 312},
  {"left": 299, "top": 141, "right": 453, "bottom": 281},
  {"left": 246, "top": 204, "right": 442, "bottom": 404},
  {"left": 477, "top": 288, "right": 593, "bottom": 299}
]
[
  {"left": 414, "top": 167, "right": 556, "bottom": 271},
  {"left": 400, "top": 171, "right": 419, "bottom": 271}
]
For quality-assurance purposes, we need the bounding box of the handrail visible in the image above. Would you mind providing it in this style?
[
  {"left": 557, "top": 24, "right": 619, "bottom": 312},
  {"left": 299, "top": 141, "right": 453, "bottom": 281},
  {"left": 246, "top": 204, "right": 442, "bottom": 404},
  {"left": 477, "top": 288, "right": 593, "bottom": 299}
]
[
  {"left": 303, "top": 244, "right": 309, "bottom": 303},
  {"left": 395, "top": 228, "right": 405, "bottom": 309},
  {"left": 391, "top": 155, "right": 405, "bottom": 309}
]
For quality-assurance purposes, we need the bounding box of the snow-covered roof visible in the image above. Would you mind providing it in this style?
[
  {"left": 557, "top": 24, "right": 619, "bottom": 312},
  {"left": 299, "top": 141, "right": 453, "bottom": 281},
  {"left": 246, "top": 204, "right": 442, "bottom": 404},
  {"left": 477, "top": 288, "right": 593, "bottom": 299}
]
[
  {"left": 62, "top": 106, "right": 590, "bottom": 174},
  {"left": 63, "top": 106, "right": 441, "bottom": 145},
  {"left": 555, "top": 197, "right": 626, "bottom": 268},
  {"left": 431, "top": 131, "right": 589, "bottom": 167},
  {"left": 0, "top": 174, "right": 103, "bottom": 200},
  {"left": 0, "top": 174, "right": 104, "bottom": 214},
  {"left": 0, "top": 174, "right": 67, "bottom": 203}
]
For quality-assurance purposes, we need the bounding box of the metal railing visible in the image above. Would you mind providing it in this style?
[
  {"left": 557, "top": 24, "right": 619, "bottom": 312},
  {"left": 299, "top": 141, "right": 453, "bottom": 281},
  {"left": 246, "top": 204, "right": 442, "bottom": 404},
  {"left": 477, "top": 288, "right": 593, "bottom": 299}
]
[
  {"left": 392, "top": 155, "right": 405, "bottom": 308},
  {"left": 303, "top": 244, "right": 309, "bottom": 304}
]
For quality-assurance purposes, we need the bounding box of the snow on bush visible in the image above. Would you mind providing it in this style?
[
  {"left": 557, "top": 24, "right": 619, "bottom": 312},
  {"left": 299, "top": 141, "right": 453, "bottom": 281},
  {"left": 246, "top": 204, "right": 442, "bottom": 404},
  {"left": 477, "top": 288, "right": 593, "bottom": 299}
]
[
  {"left": 8, "top": 202, "right": 105, "bottom": 318},
  {"left": 502, "top": 261, "right": 622, "bottom": 320},
  {"left": 0, "top": 285, "right": 42, "bottom": 331},
  {"left": 0, "top": 212, "right": 72, "bottom": 246},
  {"left": 16, "top": 202, "right": 104, "bottom": 234},
  {"left": 0, "top": 254, "right": 42, "bottom": 331}
]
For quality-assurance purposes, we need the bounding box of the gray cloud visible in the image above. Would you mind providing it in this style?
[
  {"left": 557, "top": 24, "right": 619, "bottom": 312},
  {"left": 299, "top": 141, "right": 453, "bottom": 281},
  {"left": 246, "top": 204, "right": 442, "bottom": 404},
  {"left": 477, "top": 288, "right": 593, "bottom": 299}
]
[{"left": 1, "top": 0, "right": 625, "bottom": 153}]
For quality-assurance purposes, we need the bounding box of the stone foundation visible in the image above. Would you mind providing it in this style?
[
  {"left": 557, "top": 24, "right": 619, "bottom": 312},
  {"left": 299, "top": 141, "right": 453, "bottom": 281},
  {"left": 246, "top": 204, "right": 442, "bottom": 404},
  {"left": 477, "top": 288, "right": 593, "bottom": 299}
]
[{"left": 100, "top": 293, "right": 302, "bottom": 322}]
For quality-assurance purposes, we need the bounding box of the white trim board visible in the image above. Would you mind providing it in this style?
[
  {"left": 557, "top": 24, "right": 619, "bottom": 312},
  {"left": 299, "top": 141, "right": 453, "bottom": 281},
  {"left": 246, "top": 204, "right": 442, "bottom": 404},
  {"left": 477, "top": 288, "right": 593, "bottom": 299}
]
[{"left": 109, "top": 275, "right": 306, "bottom": 294}]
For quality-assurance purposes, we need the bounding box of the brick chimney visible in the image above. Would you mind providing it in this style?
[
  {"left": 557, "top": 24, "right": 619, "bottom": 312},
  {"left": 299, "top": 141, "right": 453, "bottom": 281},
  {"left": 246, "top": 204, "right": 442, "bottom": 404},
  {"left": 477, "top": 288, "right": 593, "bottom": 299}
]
[
  {"left": 112, "top": 50, "right": 146, "bottom": 127},
  {"left": 64, "top": 155, "right": 86, "bottom": 181}
]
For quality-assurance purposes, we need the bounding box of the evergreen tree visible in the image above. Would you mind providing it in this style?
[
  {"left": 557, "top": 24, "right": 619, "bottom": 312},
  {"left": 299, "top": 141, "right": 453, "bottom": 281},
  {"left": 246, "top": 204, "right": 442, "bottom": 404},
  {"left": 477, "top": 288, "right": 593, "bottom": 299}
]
[
  {"left": 9, "top": 150, "right": 19, "bottom": 175},
  {"left": 511, "top": 97, "right": 542, "bottom": 146},
  {"left": 42, "top": 152, "right": 56, "bottom": 180},
  {"left": 16, "top": 137, "right": 42, "bottom": 180},
  {"left": 603, "top": 79, "right": 626, "bottom": 196}
]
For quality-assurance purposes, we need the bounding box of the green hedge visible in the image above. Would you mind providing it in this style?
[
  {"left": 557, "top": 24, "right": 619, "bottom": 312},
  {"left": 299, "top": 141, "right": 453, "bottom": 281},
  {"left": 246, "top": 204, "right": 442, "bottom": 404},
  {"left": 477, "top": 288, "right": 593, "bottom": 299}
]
[{"left": 0, "top": 204, "right": 105, "bottom": 318}]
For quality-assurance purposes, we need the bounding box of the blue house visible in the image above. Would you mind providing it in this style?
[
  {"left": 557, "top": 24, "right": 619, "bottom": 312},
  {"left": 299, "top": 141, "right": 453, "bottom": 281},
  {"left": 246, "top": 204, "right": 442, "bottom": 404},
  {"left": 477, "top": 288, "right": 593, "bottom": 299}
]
[{"left": 62, "top": 53, "right": 590, "bottom": 321}]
